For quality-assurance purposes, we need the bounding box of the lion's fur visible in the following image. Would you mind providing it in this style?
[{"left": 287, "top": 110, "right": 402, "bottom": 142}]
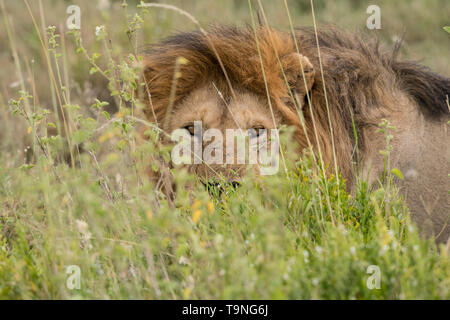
[{"left": 141, "top": 25, "right": 449, "bottom": 242}]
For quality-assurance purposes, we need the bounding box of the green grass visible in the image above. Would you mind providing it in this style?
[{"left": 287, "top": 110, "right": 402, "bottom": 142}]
[
  {"left": 0, "top": 136, "right": 448, "bottom": 299},
  {"left": 0, "top": 0, "right": 449, "bottom": 299}
]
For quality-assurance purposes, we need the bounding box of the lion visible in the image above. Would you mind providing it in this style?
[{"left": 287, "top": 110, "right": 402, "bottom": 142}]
[{"left": 140, "top": 25, "right": 449, "bottom": 243}]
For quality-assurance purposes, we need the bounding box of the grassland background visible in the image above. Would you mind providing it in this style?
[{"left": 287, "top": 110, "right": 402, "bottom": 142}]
[{"left": 0, "top": 0, "right": 449, "bottom": 299}]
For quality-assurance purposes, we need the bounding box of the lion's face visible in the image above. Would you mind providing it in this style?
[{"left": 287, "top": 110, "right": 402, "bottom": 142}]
[
  {"left": 142, "top": 26, "right": 450, "bottom": 242},
  {"left": 166, "top": 83, "right": 282, "bottom": 186},
  {"left": 141, "top": 26, "right": 315, "bottom": 189}
]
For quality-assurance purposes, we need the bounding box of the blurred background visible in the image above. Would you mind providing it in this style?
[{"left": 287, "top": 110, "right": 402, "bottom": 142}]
[{"left": 0, "top": 0, "right": 449, "bottom": 159}]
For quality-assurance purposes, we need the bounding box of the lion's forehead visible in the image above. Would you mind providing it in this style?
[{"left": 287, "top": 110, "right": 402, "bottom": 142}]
[{"left": 168, "top": 84, "right": 280, "bottom": 131}]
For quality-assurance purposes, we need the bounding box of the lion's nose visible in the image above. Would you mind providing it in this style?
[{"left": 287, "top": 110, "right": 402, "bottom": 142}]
[
  {"left": 204, "top": 181, "right": 240, "bottom": 195},
  {"left": 205, "top": 181, "right": 240, "bottom": 189},
  {"left": 230, "top": 181, "right": 241, "bottom": 188}
]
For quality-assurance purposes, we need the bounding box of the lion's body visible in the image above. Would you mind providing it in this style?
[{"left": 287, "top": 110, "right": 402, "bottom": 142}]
[
  {"left": 360, "top": 94, "right": 449, "bottom": 242},
  {"left": 142, "top": 26, "right": 449, "bottom": 242}
]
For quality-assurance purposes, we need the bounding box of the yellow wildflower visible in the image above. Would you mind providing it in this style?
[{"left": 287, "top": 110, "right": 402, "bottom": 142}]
[{"left": 192, "top": 210, "right": 202, "bottom": 223}]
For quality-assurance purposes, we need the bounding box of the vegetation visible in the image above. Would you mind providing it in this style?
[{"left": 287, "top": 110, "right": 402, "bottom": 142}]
[{"left": 0, "top": 0, "right": 448, "bottom": 299}]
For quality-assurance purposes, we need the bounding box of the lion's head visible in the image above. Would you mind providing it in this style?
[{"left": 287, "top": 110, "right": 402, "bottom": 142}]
[
  {"left": 141, "top": 26, "right": 317, "bottom": 187},
  {"left": 140, "top": 25, "right": 449, "bottom": 198}
]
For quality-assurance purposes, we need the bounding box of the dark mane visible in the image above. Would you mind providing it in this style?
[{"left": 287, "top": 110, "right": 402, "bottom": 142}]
[
  {"left": 141, "top": 25, "right": 449, "bottom": 185},
  {"left": 391, "top": 60, "right": 450, "bottom": 116},
  {"left": 295, "top": 26, "right": 450, "bottom": 117},
  {"left": 144, "top": 25, "right": 449, "bottom": 119}
]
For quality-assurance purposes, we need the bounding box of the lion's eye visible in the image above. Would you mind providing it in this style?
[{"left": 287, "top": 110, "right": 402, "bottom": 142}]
[
  {"left": 184, "top": 125, "right": 195, "bottom": 136},
  {"left": 249, "top": 126, "right": 265, "bottom": 139}
]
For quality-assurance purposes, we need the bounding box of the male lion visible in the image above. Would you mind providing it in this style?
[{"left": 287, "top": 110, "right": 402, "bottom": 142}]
[{"left": 141, "top": 26, "right": 449, "bottom": 243}]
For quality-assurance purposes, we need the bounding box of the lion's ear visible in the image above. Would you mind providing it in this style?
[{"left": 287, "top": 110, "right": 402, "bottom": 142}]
[{"left": 281, "top": 52, "right": 315, "bottom": 107}]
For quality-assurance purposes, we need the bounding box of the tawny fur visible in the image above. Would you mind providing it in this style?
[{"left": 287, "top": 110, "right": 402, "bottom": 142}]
[{"left": 141, "top": 26, "right": 449, "bottom": 243}]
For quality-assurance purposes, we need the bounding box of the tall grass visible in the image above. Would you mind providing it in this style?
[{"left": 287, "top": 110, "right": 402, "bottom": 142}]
[{"left": 0, "top": 0, "right": 448, "bottom": 299}]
